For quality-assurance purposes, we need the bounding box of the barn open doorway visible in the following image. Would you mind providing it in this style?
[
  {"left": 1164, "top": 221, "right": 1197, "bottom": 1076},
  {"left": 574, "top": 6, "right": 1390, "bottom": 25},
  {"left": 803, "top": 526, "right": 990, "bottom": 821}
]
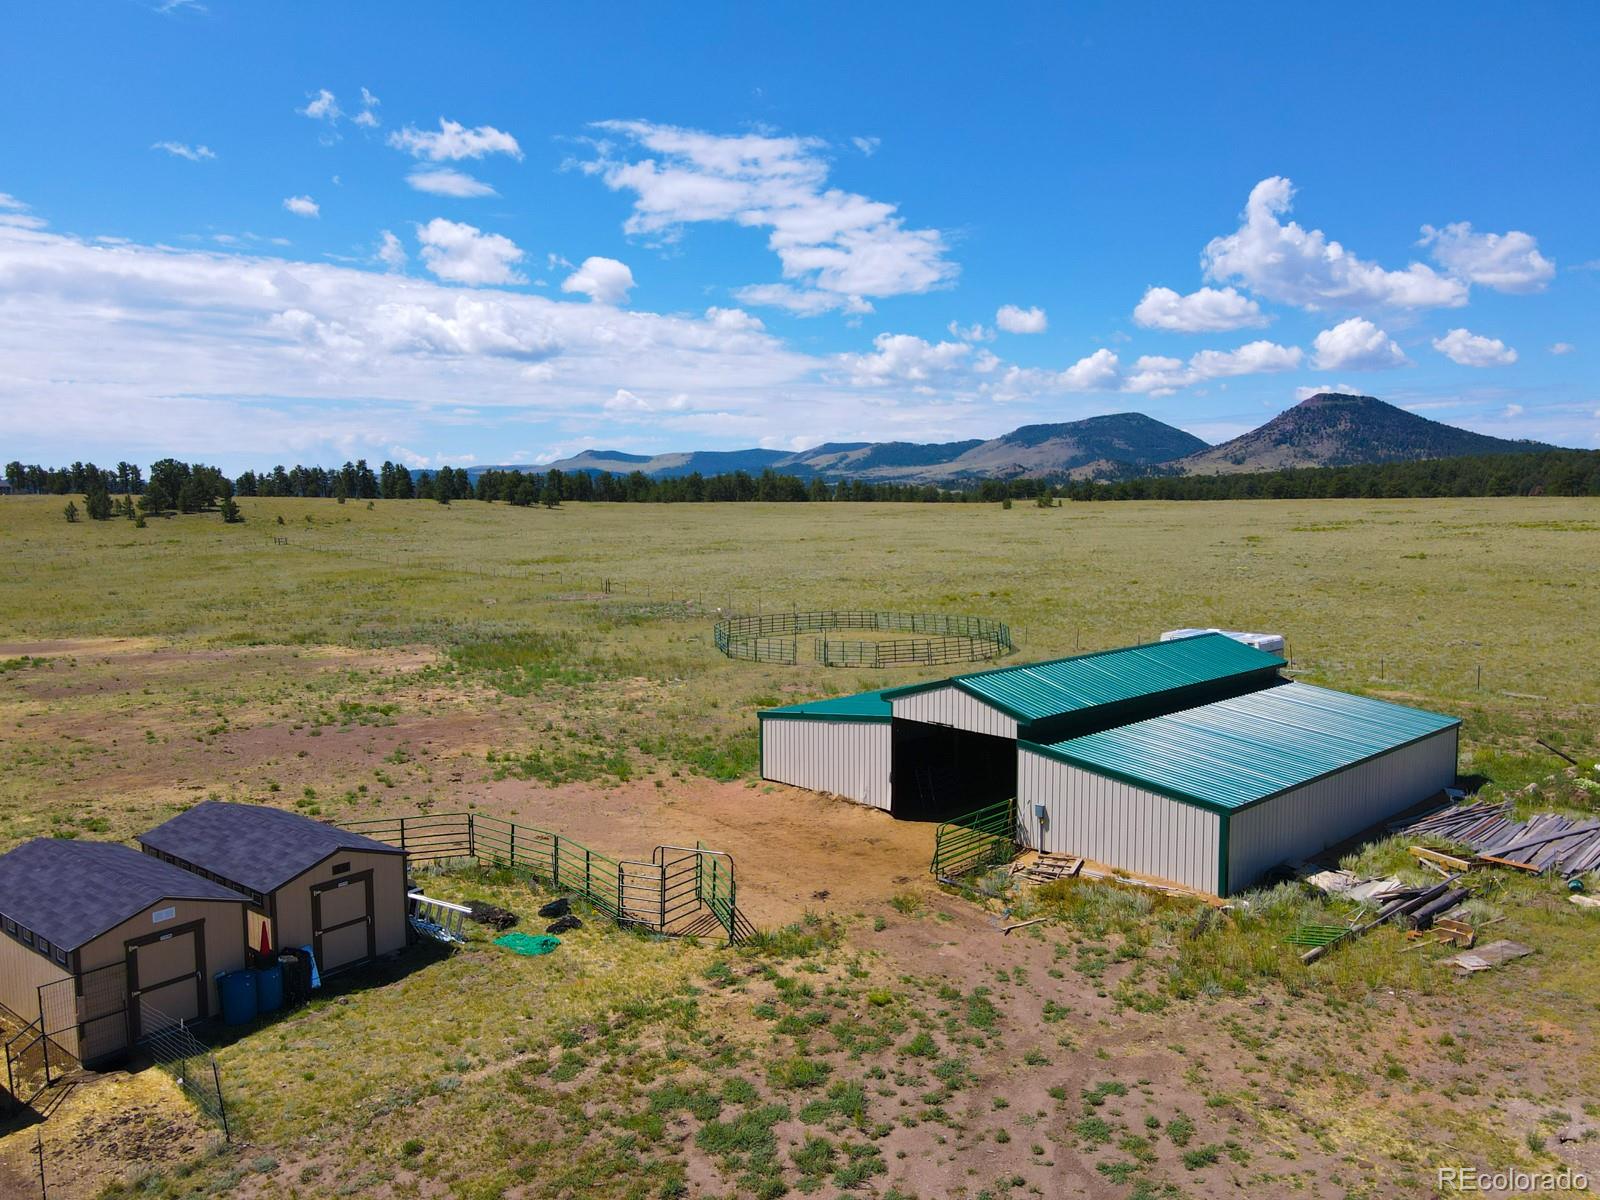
[{"left": 891, "top": 720, "right": 1016, "bottom": 822}]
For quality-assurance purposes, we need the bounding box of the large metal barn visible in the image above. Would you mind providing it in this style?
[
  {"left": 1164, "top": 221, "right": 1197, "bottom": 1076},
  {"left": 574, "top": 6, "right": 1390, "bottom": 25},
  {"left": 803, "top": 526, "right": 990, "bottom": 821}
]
[
  {"left": 0, "top": 839, "right": 250, "bottom": 1063},
  {"left": 139, "top": 802, "right": 410, "bottom": 975},
  {"left": 758, "top": 633, "right": 1460, "bottom": 896}
]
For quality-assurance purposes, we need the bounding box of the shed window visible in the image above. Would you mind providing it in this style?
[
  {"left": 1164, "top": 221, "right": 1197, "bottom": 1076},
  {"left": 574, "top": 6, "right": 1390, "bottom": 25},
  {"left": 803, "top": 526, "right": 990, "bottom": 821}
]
[
  {"left": 20, "top": 928, "right": 32, "bottom": 946},
  {"left": 38, "top": 938, "right": 51, "bottom": 956},
  {"left": 331, "top": 862, "right": 351, "bottom": 876},
  {"left": 54, "top": 947, "right": 66, "bottom": 964},
  {"left": 3, "top": 917, "right": 14, "bottom": 935}
]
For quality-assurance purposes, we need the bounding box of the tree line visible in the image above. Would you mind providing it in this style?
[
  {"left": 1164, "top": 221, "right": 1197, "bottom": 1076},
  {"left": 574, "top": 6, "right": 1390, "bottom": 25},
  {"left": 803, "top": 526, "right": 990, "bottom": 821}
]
[{"left": 11, "top": 448, "right": 1599, "bottom": 518}]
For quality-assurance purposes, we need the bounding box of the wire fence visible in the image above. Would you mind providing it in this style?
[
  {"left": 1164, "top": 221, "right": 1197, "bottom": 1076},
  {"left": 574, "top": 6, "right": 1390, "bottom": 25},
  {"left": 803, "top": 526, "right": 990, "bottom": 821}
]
[
  {"left": 141, "top": 1012, "right": 231, "bottom": 1141},
  {"left": 716, "top": 610, "right": 1015, "bottom": 667}
]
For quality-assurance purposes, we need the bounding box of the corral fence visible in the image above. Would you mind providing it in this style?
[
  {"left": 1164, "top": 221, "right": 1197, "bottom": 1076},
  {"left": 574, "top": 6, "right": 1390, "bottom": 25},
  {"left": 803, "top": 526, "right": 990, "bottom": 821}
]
[
  {"left": 932, "top": 798, "right": 1020, "bottom": 881},
  {"left": 3, "top": 962, "right": 128, "bottom": 1114},
  {"left": 140, "top": 1009, "right": 230, "bottom": 1140},
  {"left": 339, "top": 812, "right": 754, "bottom": 943},
  {"left": 717, "top": 610, "right": 1015, "bottom": 668}
]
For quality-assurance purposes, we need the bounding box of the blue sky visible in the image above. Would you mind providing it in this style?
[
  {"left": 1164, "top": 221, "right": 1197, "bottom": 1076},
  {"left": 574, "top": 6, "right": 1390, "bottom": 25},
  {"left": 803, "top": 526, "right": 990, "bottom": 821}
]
[{"left": 1, "top": 2, "right": 1595, "bottom": 472}]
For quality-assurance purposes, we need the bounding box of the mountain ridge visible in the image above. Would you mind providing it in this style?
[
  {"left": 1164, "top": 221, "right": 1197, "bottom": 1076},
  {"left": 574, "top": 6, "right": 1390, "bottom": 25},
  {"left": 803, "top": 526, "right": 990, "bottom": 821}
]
[{"left": 461, "top": 394, "right": 1557, "bottom": 484}]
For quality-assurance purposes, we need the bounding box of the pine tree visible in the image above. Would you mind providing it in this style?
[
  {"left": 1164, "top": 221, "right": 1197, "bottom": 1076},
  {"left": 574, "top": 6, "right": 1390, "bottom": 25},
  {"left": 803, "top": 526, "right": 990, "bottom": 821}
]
[
  {"left": 63, "top": 500, "right": 79, "bottom": 523},
  {"left": 220, "top": 494, "right": 243, "bottom": 523},
  {"left": 85, "top": 483, "right": 113, "bottom": 520}
]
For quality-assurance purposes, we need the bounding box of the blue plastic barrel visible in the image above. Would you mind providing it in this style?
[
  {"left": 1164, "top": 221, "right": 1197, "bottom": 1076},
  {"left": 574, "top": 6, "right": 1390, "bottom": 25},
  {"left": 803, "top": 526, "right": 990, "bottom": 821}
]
[
  {"left": 254, "top": 963, "right": 284, "bottom": 1014},
  {"left": 217, "top": 969, "right": 257, "bottom": 1025}
]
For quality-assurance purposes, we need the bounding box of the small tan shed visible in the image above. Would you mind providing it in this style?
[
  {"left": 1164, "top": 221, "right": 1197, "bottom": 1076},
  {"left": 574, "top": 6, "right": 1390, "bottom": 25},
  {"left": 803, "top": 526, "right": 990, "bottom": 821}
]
[
  {"left": 0, "top": 839, "right": 250, "bottom": 1063},
  {"left": 139, "top": 802, "right": 409, "bottom": 976}
]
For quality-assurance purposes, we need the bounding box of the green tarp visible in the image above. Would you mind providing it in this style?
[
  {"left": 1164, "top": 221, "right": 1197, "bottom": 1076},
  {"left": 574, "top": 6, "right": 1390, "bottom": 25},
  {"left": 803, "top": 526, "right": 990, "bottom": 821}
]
[{"left": 494, "top": 932, "right": 562, "bottom": 956}]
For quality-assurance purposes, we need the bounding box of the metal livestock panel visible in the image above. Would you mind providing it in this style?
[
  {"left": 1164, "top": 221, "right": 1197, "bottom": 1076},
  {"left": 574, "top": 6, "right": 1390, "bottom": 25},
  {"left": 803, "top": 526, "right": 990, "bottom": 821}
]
[
  {"left": 1226, "top": 726, "right": 1458, "bottom": 893},
  {"left": 1017, "top": 748, "right": 1221, "bottom": 893},
  {"left": 890, "top": 686, "right": 1018, "bottom": 739},
  {"left": 761, "top": 717, "right": 892, "bottom": 811}
]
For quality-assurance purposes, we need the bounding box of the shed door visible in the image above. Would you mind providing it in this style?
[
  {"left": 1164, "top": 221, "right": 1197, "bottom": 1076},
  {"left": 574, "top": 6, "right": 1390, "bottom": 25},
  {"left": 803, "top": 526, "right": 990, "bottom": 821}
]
[
  {"left": 311, "top": 870, "right": 375, "bottom": 973},
  {"left": 125, "top": 920, "right": 206, "bottom": 1040}
]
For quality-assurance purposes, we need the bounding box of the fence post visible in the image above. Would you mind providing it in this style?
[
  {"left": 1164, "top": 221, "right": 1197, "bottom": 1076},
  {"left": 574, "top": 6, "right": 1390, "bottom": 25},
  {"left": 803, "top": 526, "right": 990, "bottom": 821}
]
[
  {"left": 34, "top": 1132, "right": 44, "bottom": 1199},
  {"left": 617, "top": 863, "right": 625, "bottom": 919},
  {"left": 585, "top": 849, "right": 592, "bottom": 901},
  {"left": 467, "top": 814, "right": 476, "bottom": 860},
  {"left": 399, "top": 817, "right": 407, "bottom": 855},
  {"left": 213, "top": 1059, "right": 231, "bottom": 1143},
  {"left": 509, "top": 824, "right": 516, "bottom": 869},
  {"left": 552, "top": 835, "right": 561, "bottom": 887}
]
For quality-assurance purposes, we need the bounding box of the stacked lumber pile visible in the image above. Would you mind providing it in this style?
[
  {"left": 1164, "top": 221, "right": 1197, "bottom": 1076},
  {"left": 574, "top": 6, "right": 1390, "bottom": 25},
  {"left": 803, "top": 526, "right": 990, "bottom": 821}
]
[
  {"left": 1016, "top": 853, "right": 1084, "bottom": 882},
  {"left": 1399, "top": 801, "right": 1600, "bottom": 878}
]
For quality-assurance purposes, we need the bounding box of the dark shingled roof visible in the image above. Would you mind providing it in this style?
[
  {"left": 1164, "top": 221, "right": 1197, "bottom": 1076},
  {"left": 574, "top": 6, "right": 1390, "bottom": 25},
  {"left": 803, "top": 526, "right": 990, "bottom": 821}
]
[
  {"left": 0, "top": 839, "right": 247, "bottom": 952},
  {"left": 138, "top": 801, "right": 404, "bottom": 895}
]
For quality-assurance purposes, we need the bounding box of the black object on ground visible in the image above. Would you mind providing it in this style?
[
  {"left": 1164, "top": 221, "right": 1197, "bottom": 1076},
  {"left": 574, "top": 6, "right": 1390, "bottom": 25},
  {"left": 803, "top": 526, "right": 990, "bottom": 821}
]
[
  {"left": 537, "top": 897, "right": 571, "bottom": 919},
  {"left": 546, "top": 914, "right": 582, "bottom": 934},
  {"left": 279, "top": 947, "right": 312, "bottom": 1005},
  {"left": 465, "top": 900, "right": 519, "bottom": 930}
]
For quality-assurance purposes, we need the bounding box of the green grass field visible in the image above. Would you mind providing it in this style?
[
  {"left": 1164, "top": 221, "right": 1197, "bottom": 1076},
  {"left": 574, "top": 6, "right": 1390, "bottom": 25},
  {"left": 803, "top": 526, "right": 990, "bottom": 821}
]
[{"left": 2, "top": 493, "right": 1598, "bottom": 1200}]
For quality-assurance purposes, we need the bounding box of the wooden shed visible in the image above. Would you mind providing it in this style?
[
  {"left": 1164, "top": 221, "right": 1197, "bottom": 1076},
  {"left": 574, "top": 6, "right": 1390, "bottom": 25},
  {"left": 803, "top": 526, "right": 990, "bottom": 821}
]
[
  {"left": 0, "top": 839, "right": 250, "bottom": 1062},
  {"left": 139, "top": 802, "right": 408, "bottom": 975}
]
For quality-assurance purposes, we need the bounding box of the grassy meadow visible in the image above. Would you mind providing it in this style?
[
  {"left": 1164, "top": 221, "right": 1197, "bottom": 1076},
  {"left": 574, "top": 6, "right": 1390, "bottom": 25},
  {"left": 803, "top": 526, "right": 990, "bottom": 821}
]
[{"left": 2, "top": 492, "right": 1599, "bottom": 1200}]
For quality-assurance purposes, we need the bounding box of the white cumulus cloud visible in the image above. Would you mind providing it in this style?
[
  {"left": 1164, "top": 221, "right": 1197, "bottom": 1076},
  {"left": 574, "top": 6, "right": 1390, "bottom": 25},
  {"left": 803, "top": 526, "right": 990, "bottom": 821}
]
[
  {"left": 353, "top": 88, "right": 381, "bottom": 128},
  {"left": 298, "top": 89, "right": 340, "bottom": 123},
  {"left": 1204, "top": 177, "right": 1467, "bottom": 310},
  {"left": 1187, "top": 340, "right": 1303, "bottom": 378},
  {"left": 839, "top": 333, "right": 970, "bottom": 385},
  {"left": 417, "top": 218, "right": 526, "bottom": 285},
  {"left": 581, "top": 120, "right": 955, "bottom": 314},
  {"left": 995, "top": 304, "right": 1047, "bottom": 334},
  {"left": 1550, "top": 342, "right": 1575, "bottom": 355},
  {"left": 1057, "top": 348, "right": 1121, "bottom": 392},
  {"left": 376, "top": 230, "right": 407, "bottom": 272},
  {"left": 1132, "top": 285, "right": 1266, "bottom": 332},
  {"left": 561, "top": 256, "right": 634, "bottom": 305},
  {"left": 1311, "top": 317, "right": 1409, "bottom": 370},
  {"left": 948, "top": 320, "right": 993, "bottom": 342},
  {"left": 406, "top": 168, "right": 497, "bottom": 198},
  {"left": 1420, "top": 222, "right": 1554, "bottom": 293},
  {"left": 732, "top": 284, "right": 873, "bottom": 316},
  {"left": 282, "top": 195, "right": 320, "bottom": 218},
  {"left": 705, "top": 306, "right": 764, "bottom": 332},
  {"left": 1120, "top": 341, "right": 1302, "bottom": 394},
  {"left": 389, "top": 118, "right": 523, "bottom": 162},
  {"left": 152, "top": 141, "right": 216, "bottom": 161},
  {"left": 1432, "top": 327, "right": 1518, "bottom": 367}
]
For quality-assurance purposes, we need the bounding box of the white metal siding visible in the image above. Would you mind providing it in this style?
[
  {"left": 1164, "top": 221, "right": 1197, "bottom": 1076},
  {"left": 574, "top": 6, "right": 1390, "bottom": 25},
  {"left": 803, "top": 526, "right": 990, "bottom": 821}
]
[
  {"left": 1226, "top": 727, "right": 1458, "bottom": 893},
  {"left": 1017, "top": 748, "right": 1221, "bottom": 893},
  {"left": 761, "top": 718, "right": 893, "bottom": 811},
  {"left": 890, "top": 686, "right": 1018, "bottom": 739}
]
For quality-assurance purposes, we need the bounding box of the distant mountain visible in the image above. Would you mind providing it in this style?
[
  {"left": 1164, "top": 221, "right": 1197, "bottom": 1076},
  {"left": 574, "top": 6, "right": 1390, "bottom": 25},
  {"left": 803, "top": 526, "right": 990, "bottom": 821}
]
[
  {"left": 1173, "top": 393, "right": 1556, "bottom": 475},
  {"left": 529, "top": 412, "right": 1208, "bottom": 484},
  {"left": 455, "top": 394, "right": 1560, "bottom": 487}
]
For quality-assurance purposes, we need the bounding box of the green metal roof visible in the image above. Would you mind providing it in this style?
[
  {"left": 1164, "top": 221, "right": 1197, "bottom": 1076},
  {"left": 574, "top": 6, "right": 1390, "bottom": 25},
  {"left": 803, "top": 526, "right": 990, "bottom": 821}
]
[
  {"left": 1026, "top": 682, "right": 1459, "bottom": 813},
  {"left": 883, "top": 632, "right": 1284, "bottom": 724},
  {"left": 758, "top": 687, "right": 893, "bottom": 723}
]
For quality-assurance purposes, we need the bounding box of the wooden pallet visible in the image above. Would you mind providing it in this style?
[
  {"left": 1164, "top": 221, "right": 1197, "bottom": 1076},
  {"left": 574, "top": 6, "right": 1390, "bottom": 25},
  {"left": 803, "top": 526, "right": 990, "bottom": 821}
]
[
  {"left": 1015, "top": 853, "right": 1084, "bottom": 882},
  {"left": 1406, "top": 916, "right": 1476, "bottom": 948}
]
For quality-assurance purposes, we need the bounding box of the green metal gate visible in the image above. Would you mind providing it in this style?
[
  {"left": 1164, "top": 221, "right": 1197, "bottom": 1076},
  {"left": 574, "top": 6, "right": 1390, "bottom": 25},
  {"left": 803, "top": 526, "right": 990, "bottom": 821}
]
[{"left": 931, "top": 797, "right": 1019, "bottom": 880}]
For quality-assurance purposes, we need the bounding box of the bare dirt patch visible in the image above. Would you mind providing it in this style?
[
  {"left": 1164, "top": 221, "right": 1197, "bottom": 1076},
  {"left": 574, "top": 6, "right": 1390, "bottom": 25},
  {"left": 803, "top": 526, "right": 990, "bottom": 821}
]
[{"left": 0, "top": 1069, "right": 212, "bottom": 1200}]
